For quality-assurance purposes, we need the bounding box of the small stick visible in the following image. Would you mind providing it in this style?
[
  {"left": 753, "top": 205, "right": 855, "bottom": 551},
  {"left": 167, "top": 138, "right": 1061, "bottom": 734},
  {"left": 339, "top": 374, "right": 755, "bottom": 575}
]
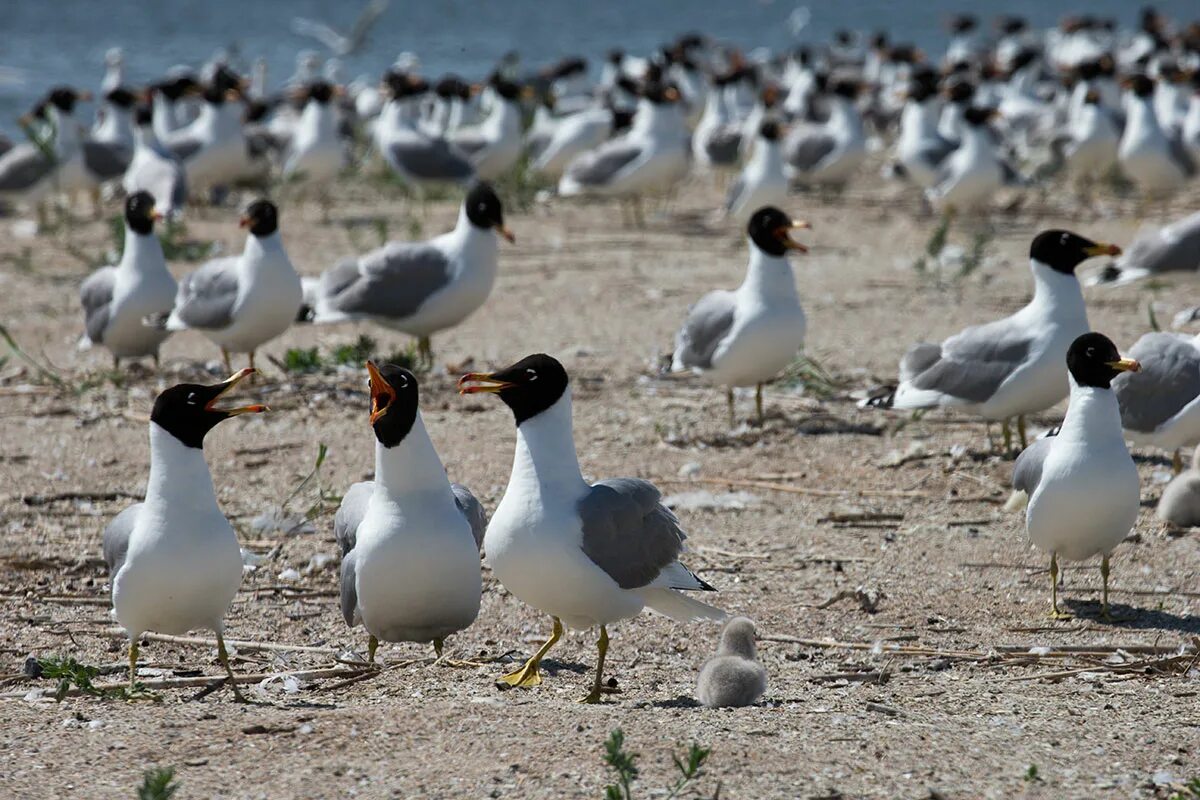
[
  {"left": 692, "top": 545, "right": 771, "bottom": 560},
  {"left": 4, "top": 666, "right": 367, "bottom": 700},
  {"left": 20, "top": 491, "right": 143, "bottom": 506},
  {"left": 656, "top": 477, "right": 934, "bottom": 499}
]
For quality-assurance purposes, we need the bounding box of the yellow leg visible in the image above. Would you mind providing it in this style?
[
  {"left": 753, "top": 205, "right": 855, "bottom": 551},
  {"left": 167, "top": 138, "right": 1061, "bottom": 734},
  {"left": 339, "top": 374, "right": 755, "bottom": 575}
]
[
  {"left": 1048, "top": 552, "right": 1072, "bottom": 620},
  {"left": 432, "top": 637, "right": 492, "bottom": 669},
  {"left": 367, "top": 634, "right": 379, "bottom": 664},
  {"left": 221, "top": 348, "right": 232, "bottom": 374},
  {"left": 216, "top": 631, "right": 249, "bottom": 703},
  {"left": 755, "top": 384, "right": 764, "bottom": 426},
  {"left": 248, "top": 351, "right": 256, "bottom": 371},
  {"left": 1173, "top": 450, "right": 1183, "bottom": 475},
  {"left": 128, "top": 641, "right": 139, "bottom": 690},
  {"left": 1017, "top": 415, "right": 1028, "bottom": 449},
  {"left": 498, "top": 617, "right": 563, "bottom": 689},
  {"left": 1001, "top": 419, "right": 1013, "bottom": 454},
  {"left": 579, "top": 625, "right": 615, "bottom": 704},
  {"left": 726, "top": 387, "right": 735, "bottom": 428},
  {"left": 1100, "top": 554, "right": 1112, "bottom": 620}
]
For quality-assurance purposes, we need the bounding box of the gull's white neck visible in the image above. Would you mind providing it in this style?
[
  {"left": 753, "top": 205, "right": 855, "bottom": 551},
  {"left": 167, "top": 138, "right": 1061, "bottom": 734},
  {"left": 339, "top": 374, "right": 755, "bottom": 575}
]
[
  {"left": 901, "top": 99, "right": 941, "bottom": 142},
  {"left": 1057, "top": 379, "right": 1126, "bottom": 450},
  {"left": 145, "top": 422, "right": 220, "bottom": 515},
  {"left": 119, "top": 227, "right": 168, "bottom": 276},
  {"left": 300, "top": 101, "right": 337, "bottom": 140},
  {"left": 446, "top": 205, "right": 499, "bottom": 268},
  {"left": 510, "top": 391, "right": 586, "bottom": 495},
  {"left": 48, "top": 108, "right": 81, "bottom": 156},
  {"left": 1026, "top": 259, "right": 1087, "bottom": 326},
  {"left": 740, "top": 245, "right": 799, "bottom": 306},
  {"left": 828, "top": 97, "right": 862, "bottom": 139},
  {"left": 374, "top": 413, "right": 455, "bottom": 499},
  {"left": 241, "top": 232, "right": 290, "bottom": 273},
  {"left": 1125, "top": 96, "right": 1163, "bottom": 140},
  {"left": 750, "top": 139, "right": 783, "bottom": 174}
]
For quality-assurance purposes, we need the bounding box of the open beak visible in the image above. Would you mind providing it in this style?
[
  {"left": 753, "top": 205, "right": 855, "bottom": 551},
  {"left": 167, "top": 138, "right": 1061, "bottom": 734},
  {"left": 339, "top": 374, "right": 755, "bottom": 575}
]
[
  {"left": 150, "top": 207, "right": 163, "bottom": 222},
  {"left": 365, "top": 360, "right": 395, "bottom": 424},
  {"left": 496, "top": 224, "right": 516, "bottom": 244},
  {"left": 458, "top": 372, "right": 514, "bottom": 394},
  {"left": 206, "top": 368, "right": 268, "bottom": 415},
  {"left": 238, "top": 214, "right": 250, "bottom": 229},
  {"left": 1107, "top": 357, "right": 1140, "bottom": 373},
  {"left": 1084, "top": 242, "right": 1121, "bottom": 257},
  {"left": 776, "top": 220, "right": 812, "bottom": 252}
]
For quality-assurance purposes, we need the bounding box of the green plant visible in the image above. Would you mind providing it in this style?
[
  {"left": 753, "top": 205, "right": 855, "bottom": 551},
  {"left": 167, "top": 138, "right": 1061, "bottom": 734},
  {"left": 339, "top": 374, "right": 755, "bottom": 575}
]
[
  {"left": 0, "top": 323, "right": 66, "bottom": 389},
  {"left": 137, "top": 766, "right": 179, "bottom": 800},
  {"left": 493, "top": 153, "right": 552, "bottom": 212},
  {"left": 37, "top": 655, "right": 132, "bottom": 701},
  {"left": 160, "top": 220, "right": 217, "bottom": 262},
  {"left": 332, "top": 334, "right": 378, "bottom": 366},
  {"left": 1148, "top": 302, "right": 1161, "bottom": 333},
  {"left": 283, "top": 347, "right": 324, "bottom": 372},
  {"left": 383, "top": 341, "right": 422, "bottom": 373},
  {"left": 1024, "top": 764, "right": 1040, "bottom": 782},
  {"left": 1169, "top": 777, "right": 1200, "bottom": 799},
  {"left": 778, "top": 354, "right": 843, "bottom": 399},
  {"left": 601, "top": 729, "right": 714, "bottom": 800},
  {"left": 959, "top": 229, "right": 992, "bottom": 278}
]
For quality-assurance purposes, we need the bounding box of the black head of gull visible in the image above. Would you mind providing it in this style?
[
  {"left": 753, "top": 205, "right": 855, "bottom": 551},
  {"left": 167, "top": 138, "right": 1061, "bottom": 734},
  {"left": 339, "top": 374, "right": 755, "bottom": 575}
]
[
  {"left": 104, "top": 87, "right": 138, "bottom": 110},
  {"left": 759, "top": 120, "right": 781, "bottom": 142},
  {"left": 240, "top": 199, "right": 278, "bottom": 237},
  {"left": 1029, "top": 230, "right": 1121, "bottom": 275},
  {"left": 943, "top": 79, "right": 975, "bottom": 106},
  {"left": 365, "top": 361, "right": 419, "bottom": 447},
  {"left": 464, "top": 182, "right": 515, "bottom": 242},
  {"left": 907, "top": 78, "right": 938, "bottom": 104},
  {"left": 125, "top": 191, "right": 162, "bottom": 236},
  {"left": 458, "top": 353, "right": 569, "bottom": 426},
  {"left": 834, "top": 30, "right": 855, "bottom": 47},
  {"left": 948, "top": 14, "right": 977, "bottom": 33},
  {"left": 157, "top": 76, "right": 200, "bottom": 102},
  {"left": 151, "top": 369, "right": 267, "bottom": 449},
  {"left": 46, "top": 87, "right": 90, "bottom": 113},
  {"left": 747, "top": 207, "right": 810, "bottom": 257},
  {"left": 133, "top": 105, "right": 153, "bottom": 128},
  {"left": 306, "top": 81, "right": 337, "bottom": 105},
  {"left": 997, "top": 16, "right": 1028, "bottom": 35},
  {"left": 677, "top": 33, "right": 705, "bottom": 53},
  {"left": 244, "top": 100, "right": 272, "bottom": 123},
  {"left": 1066, "top": 333, "right": 1140, "bottom": 390},
  {"left": 1123, "top": 74, "right": 1154, "bottom": 99},
  {"left": 870, "top": 31, "right": 888, "bottom": 52},
  {"left": 642, "top": 81, "right": 681, "bottom": 105},
  {"left": 607, "top": 49, "right": 625, "bottom": 67},
  {"left": 435, "top": 75, "right": 470, "bottom": 100},
  {"left": 553, "top": 57, "right": 588, "bottom": 79},
  {"left": 962, "top": 106, "right": 997, "bottom": 128},
  {"left": 611, "top": 108, "right": 635, "bottom": 133},
  {"left": 488, "top": 74, "right": 522, "bottom": 102},
  {"left": 830, "top": 80, "right": 860, "bottom": 100},
  {"left": 211, "top": 65, "right": 245, "bottom": 97}
]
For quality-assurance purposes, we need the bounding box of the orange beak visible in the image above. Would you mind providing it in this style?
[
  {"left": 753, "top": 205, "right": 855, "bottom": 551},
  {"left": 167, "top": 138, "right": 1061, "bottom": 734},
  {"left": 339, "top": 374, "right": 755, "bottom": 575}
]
[
  {"left": 457, "top": 372, "right": 514, "bottom": 394},
  {"left": 366, "top": 360, "right": 395, "bottom": 424},
  {"left": 496, "top": 224, "right": 515, "bottom": 244},
  {"left": 776, "top": 220, "right": 812, "bottom": 252},
  {"left": 238, "top": 214, "right": 250, "bottom": 229},
  {"left": 1106, "top": 357, "right": 1140, "bottom": 373},
  {"left": 206, "top": 368, "right": 268, "bottom": 415},
  {"left": 1084, "top": 242, "right": 1122, "bottom": 257}
]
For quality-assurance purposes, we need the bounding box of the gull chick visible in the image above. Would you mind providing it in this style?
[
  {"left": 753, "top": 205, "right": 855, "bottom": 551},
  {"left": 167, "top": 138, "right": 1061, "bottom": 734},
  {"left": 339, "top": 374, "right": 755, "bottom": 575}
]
[
  {"left": 103, "top": 369, "right": 267, "bottom": 700},
  {"left": 1009, "top": 333, "right": 1141, "bottom": 619},
  {"left": 460, "top": 354, "right": 724, "bottom": 703},
  {"left": 696, "top": 616, "right": 768, "bottom": 708},
  {"left": 1158, "top": 445, "right": 1200, "bottom": 528}
]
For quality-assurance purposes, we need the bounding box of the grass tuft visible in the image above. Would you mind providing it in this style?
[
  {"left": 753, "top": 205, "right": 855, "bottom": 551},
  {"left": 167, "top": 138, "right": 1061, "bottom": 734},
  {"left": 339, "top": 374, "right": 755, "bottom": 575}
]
[{"left": 137, "top": 766, "right": 179, "bottom": 800}]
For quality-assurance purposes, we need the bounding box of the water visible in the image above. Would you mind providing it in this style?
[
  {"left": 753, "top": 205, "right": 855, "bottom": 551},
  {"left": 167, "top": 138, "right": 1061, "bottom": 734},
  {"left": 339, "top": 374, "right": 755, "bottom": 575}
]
[{"left": 1, "top": 0, "right": 1195, "bottom": 127}]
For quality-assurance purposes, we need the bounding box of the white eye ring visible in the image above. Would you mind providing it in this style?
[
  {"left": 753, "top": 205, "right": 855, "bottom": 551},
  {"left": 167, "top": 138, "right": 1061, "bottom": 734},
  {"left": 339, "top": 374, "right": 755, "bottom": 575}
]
[
  {"left": 398, "top": 376, "right": 408, "bottom": 388},
  {"left": 187, "top": 392, "right": 197, "bottom": 405},
  {"left": 526, "top": 368, "right": 537, "bottom": 381}
]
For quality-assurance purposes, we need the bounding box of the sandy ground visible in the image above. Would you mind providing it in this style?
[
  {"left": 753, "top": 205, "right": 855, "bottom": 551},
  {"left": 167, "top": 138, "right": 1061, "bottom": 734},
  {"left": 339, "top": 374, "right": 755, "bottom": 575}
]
[{"left": 1, "top": 171, "right": 1199, "bottom": 800}]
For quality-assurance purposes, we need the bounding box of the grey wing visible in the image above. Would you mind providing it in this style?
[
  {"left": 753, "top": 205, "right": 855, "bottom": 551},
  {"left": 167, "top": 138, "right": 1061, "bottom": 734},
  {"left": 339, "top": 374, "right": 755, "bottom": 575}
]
[
  {"left": 339, "top": 548, "right": 359, "bottom": 627},
  {"left": 388, "top": 138, "right": 474, "bottom": 181},
  {"left": 0, "top": 144, "right": 53, "bottom": 191},
  {"left": 173, "top": 257, "right": 240, "bottom": 329},
  {"left": 80, "top": 266, "right": 116, "bottom": 344},
  {"left": 83, "top": 141, "right": 132, "bottom": 180},
  {"left": 674, "top": 290, "right": 736, "bottom": 370},
  {"left": 1122, "top": 212, "right": 1200, "bottom": 275},
  {"left": 705, "top": 127, "right": 742, "bottom": 166},
  {"left": 564, "top": 143, "right": 642, "bottom": 186},
  {"left": 1114, "top": 333, "right": 1200, "bottom": 432},
  {"left": 451, "top": 483, "right": 487, "bottom": 550},
  {"left": 334, "top": 481, "right": 373, "bottom": 556},
  {"left": 723, "top": 175, "right": 745, "bottom": 211},
  {"left": 1169, "top": 135, "right": 1197, "bottom": 178},
  {"left": 167, "top": 137, "right": 203, "bottom": 162},
  {"left": 1012, "top": 436, "right": 1054, "bottom": 495},
  {"left": 102, "top": 504, "right": 141, "bottom": 577},
  {"left": 321, "top": 243, "right": 451, "bottom": 319},
  {"left": 786, "top": 132, "right": 836, "bottom": 172},
  {"left": 915, "top": 136, "right": 955, "bottom": 169},
  {"left": 450, "top": 133, "right": 489, "bottom": 158},
  {"left": 910, "top": 325, "right": 1033, "bottom": 403},
  {"left": 577, "top": 478, "right": 687, "bottom": 590},
  {"left": 899, "top": 342, "right": 943, "bottom": 383}
]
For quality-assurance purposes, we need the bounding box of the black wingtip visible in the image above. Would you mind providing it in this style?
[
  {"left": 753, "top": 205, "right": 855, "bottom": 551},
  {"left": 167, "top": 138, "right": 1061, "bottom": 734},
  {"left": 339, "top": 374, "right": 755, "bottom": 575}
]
[
  {"left": 693, "top": 572, "right": 718, "bottom": 592},
  {"left": 862, "top": 386, "right": 897, "bottom": 409},
  {"left": 141, "top": 311, "right": 169, "bottom": 330},
  {"left": 295, "top": 303, "right": 315, "bottom": 323}
]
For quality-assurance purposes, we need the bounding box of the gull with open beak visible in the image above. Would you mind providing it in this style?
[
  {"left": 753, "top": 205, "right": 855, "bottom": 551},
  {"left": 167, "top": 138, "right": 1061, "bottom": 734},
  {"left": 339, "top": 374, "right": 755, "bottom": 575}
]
[
  {"left": 102, "top": 369, "right": 268, "bottom": 700},
  {"left": 460, "top": 354, "right": 724, "bottom": 703},
  {"left": 79, "top": 191, "right": 177, "bottom": 368},
  {"left": 1007, "top": 333, "right": 1141, "bottom": 619},
  {"left": 154, "top": 199, "right": 303, "bottom": 371},
  {"left": 333, "top": 361, "right": 486, "bottom": 665},
  {"left": 303, "top": 182, "right": 513, "bottom": 369},
  {"left": 870, "top": 231, "right": 1119, "bottom": 452},
  {"left": 672, "top": 207, "right": 811, "bottom": 426}
]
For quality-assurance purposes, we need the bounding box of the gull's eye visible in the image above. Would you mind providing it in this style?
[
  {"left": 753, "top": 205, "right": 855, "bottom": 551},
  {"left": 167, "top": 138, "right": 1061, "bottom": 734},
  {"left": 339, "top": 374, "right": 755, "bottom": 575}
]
[
  {"left": 187, "top": 392, "right": 197, "bottom": 405},
  {"left": 526, "top": 368, "right": 538, "bottom": 381},
  {"left": 1086, "top": 348, "right": 1095, "bottom": 357},
  {"left": 398, "top": 375, "right": 408, "bottom": 388}
]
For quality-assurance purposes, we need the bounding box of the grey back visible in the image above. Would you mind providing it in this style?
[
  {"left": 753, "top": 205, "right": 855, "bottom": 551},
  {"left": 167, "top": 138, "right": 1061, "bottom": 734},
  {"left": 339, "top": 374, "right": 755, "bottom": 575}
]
[
  {"left": 102, "top": 503, "right": 142, "bottom": 579},
  {"left": 1114, "top": 333, "right": 1200, "bottom": 432},
  {"left": 578, "top": 478, "right": 686, "bottom": 590},
  {"left": 674, "top": 290, "right": 736, "bottom": 370},
  {"left": 0, "top": 144, "right": 54, "bottom": 192},
  {"left": 565, "top": 143, "right": 642, "bottom": 186},
  {"left": 83, "top": 140, "right": 132, "bottom": 180},
  {"left": 174, "top": 257, "right": 240, "bottom": 330},
  {"left": 80, "top": 266, "right": 116, "bottom": 344},
  {"left": 1012, "top": 435, "right": 1054, "bottom": 496},
  {"left": 322, "top": 243, "right": 451, "bottom": 320},
  {"left": 910, "top": 327, "right": 1032, "bottom": 404},
  {"left": 451, "top": 483, "right": 488, "bottom": 550}
]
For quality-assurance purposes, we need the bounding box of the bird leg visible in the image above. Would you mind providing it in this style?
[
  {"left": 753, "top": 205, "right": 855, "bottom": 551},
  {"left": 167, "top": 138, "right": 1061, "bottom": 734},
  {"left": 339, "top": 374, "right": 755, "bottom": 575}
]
[
  {"left": 1173, "top": 449, "right": 1183, "bottom": 475},
  {"left": 1100, "top": 554, "right": 1112, "bottom": 621},
  {"left": 128, "top": 641, "right": 139, "bottom": 691},
  {"left": 216, "top": 631, "right": 249, "bottom": 703},
  {"left": 1017, "top": 415, "right": 1028, "bottom": 449},
  {"left": 431, "top": 637, "right": 492, "bottom": 668},
  {"left": 221, "top": 348, "right": 232, "bottom": 374},
  {"left": 367, "top": 634, "right": 379, "bottom": 664},
  {"left": 1001, "top": 419, "right": 1013, "bottom": 454},
  {"left": 417, "top": 336, "right": 433, "bottom": 370},
  {"left": 498, "top": 616, "right": 563, "bottom": 689},
  {"left": 726, "top": 387, "right": 736, "bottom": 428},
  {"left": 1047, "top": 552, "right": 1072, "bottom": 619},
  {"left": 579, "top": 625, "right": 618, "bottom": 704},
  {"left": 755, "top": 384, "right": 764, "bottom": 426},
  {"left": 248, "top": 351, "right": 256, "bottom": 372},
  {"left": 112, "top": 354, "right": 121, "bottom": 370}
]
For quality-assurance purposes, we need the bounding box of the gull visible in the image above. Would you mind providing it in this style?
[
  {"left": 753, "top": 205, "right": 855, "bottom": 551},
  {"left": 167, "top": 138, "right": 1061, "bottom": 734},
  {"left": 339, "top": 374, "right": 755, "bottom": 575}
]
[
  {"left": 672, "top": 207, "right": 810, "bottom": 425},
  {"left": 1088, "top": 210, "right": 1200, "bottom": 286},
  {"left": 696, "top": 617, "right": 768, "bottom": 708},
  {"left": 305, "top": 182, "right": 513, "bottom": 369},
  {"left": 783, "top": 80, "right": 866, "bottom": 187},
  {"left": 79, "top": 192, "right": 176, "bottom": 367},
  {"left": 722, "top": 121, "right": 788, "bottom": 226},
  {"left": 459, "top": 354, "right": 724, "bottom": 703},
  {"left": 83, "top": 87, "right": 138, "bottom": 187},
  {"left": 103, "top": 369, "right": 267, "bottom": 699},
  {"left": 281, "top": 81, "right": 346, "bottom": 189},
  {"left": 893, "top": 77, "right": 956, "bottom": 190},
  {"left": 692, "top": 72, "right": 742, "bottom": 171},
  {"left": 1062, "top": 89, "right": 1120, "bottom": 184},
  {"left": 1118, "top": 74, "right": 1196, "bottom": 198},
  {"left": 871, "top": 231, "right": 1120, "bottom": 450},
  {"left": 1009, "top": 333, "right": 1141, "bottom": 619},
  {"left": 335, "top": 362, "right": 485, "bottom": 663},
  {"left": 150, "top": 75, "right": 201, "bottom": 143},
  {"left": 450, "top": 75, "right": 525, "bottom": 181},
  {"left": 1158, "top": 445, "right": 1200, "bottom": 528},
  {"left": 376, "top": 72, "right": 475, "bottom": 189},
  {"left": 925, "top": 107, "right": 1005, "bottom": 213},
  {"left": 157, "top": 200, "right": 302, "bottom": 370},
  {"left": 122, "top": 107, "right": 188, "bottom": 219},
  {"left": 1112, "top": 331, "right": 1200, "bottom": 472},
  {"left": 291, "top": 0, "right": 389, "bottom": 57},
  {"left": 0, "top": 88, "right": 90, "bottom": 218},
  {"left": 531, "top": 101, "right": 632, "bottom": 180}
]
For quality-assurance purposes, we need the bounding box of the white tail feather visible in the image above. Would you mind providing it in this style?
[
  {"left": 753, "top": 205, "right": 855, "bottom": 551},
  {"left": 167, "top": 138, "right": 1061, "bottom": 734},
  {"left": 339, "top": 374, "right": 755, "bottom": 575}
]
[
  {"left": 638, "top": 588, "right": 726, "bottom": 623},
  {"left": 1003, "top": 490, "right": 1029, "bottom": 513}
]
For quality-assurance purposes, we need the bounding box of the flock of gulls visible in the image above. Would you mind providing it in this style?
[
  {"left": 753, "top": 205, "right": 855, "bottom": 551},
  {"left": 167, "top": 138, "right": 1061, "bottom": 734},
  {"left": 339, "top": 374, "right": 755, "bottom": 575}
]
[{"left": 7, "top": 7, "right": 1200, "bottom": 706}]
